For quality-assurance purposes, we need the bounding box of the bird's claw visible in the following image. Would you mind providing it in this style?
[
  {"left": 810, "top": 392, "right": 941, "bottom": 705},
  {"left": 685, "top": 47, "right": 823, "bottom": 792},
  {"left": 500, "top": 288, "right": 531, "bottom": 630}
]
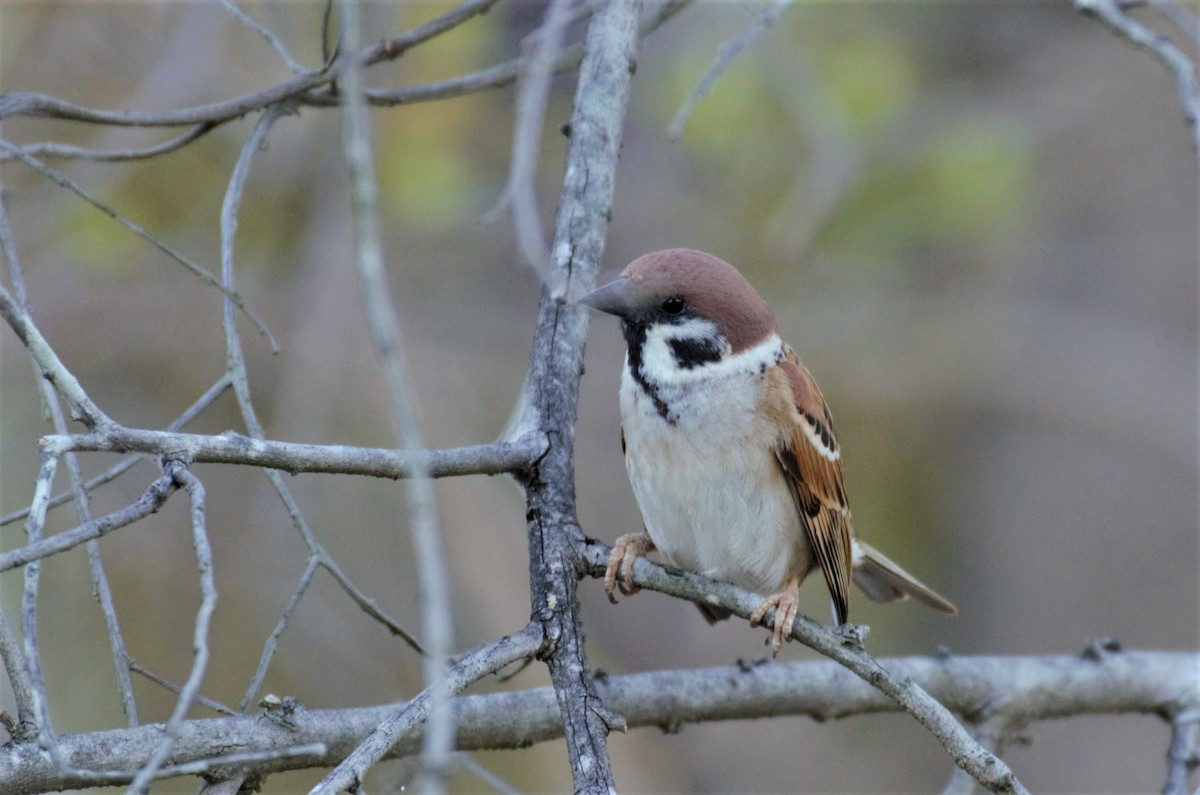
[
  {"left": 603, "top": 533, "right": 656, "bottom": 604},
  {"left": 750, "top": 588, "right": 800, "bottom": 657}
]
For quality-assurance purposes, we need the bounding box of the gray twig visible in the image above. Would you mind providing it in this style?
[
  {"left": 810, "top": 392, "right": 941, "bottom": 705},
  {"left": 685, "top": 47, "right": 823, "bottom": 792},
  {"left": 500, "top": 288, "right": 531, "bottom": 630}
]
[
  {"left": 667, "top": 0, "right": 790, "bottom": 140},
  {"left": 0, "top": 609, "right": 36, "bottom": 738},
  {"left": 0, "top": 189, "right": 141, "bottom": 725},
  {"left": 128, "top": 468, "right": 218, "bottom": 793},
  {"left": 1077, "top": 0, "right": 1200, "bottom": 153},
  {"left": 1164, "top": 708, "right": 1200, "bottom": 795},
  {"left": 311, "top": 624, "right": 545, "bottom": 794},
  {"left": 492, "top": 0, "right": 578, "bottom": 280},
  {"left": 128, "top": 660, "right": 238, "bottom": 717},
  {"left": 238, "top": 555, "right": 321, "bottom": 711},
  {"left": 0, "top": 140, "right": 278, "bottom": 352},
  {"left": 336, "top": 0, "right": 454, "bottom": 787},
  {"left": 0, "top": 374, "right": 232, "bottom": 527},
  {"left": 0, "top": 470, "right": 180, "bottom": 573},
  {"left": 45, "top": 426, "right": 547, "bottom": 479},
  {"left": 0, "top": 123, "right": 216, "bottom": 163},
  {"left": 215, "top": 0, "right": 311, "bottom": 74},
  {"left": 0, "top": 0, "right": 501, "bottom": 129},
  {"left": 0, "top": 281, "right": 114, "bottom": 429}
]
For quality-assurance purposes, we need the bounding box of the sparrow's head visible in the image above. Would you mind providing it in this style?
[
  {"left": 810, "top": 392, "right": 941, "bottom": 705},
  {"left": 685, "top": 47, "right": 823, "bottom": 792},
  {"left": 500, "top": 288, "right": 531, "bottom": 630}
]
[{"left": 579, "top": 249, "right": 778, "bottom": 363}]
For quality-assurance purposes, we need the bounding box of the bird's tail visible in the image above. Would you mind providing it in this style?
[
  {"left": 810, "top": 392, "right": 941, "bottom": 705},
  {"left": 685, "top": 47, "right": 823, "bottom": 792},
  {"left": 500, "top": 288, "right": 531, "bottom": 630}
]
[{"left": 852, "top": 539, "right": 957, "bottom": 614}]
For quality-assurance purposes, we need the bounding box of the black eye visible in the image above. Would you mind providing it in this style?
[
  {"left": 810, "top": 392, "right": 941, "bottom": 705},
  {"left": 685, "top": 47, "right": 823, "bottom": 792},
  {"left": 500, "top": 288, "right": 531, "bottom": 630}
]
[{"left": 661, "top": 297, "right": 685, "bottom": 316}]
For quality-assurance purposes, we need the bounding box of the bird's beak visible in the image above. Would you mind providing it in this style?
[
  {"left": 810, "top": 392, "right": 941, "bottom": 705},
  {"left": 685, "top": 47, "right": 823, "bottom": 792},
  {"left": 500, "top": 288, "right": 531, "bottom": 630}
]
[{"left": 578, "top": 275, "right": 637, "bottom": 318}]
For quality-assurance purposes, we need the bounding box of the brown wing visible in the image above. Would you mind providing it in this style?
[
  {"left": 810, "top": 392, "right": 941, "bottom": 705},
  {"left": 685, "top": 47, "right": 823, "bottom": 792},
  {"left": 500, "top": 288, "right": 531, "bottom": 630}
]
[{"left": 770, "top": 350, "right": 854, "bottom": 624}]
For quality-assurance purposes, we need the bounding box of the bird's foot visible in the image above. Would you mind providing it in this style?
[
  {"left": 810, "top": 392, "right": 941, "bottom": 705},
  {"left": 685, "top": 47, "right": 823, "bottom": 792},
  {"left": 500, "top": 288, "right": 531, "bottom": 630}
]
[
  {"left": 604, "top": 533, "right": 656, "bottom": 604},
  {"left": 750, "top": 585, "right": 800, "bottom": 657}
]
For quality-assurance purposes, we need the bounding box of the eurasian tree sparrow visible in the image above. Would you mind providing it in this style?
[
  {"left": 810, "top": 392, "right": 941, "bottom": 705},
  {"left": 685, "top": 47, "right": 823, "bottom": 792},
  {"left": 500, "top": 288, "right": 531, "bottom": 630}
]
[{"left": 581, "top": 248, "right": 955, "bottom": 655}]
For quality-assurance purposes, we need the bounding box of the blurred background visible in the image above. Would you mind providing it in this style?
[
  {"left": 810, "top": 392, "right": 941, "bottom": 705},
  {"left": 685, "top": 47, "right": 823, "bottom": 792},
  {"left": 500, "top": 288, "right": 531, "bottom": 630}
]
[{"left": 0, "top": 2, "right": 1195, "bottom": 792}]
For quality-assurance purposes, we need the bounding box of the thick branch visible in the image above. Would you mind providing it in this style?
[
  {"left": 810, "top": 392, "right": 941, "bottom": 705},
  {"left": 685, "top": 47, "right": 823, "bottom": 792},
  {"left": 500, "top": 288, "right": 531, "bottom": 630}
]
[
  {"left": 518, "top": 0, "right": 644, "bottom": 791},
  {"left": 42, "top": 427, "right": 547, "bottom": 480},
  {"left": 579, "top": 542, "right": 1027, "bottom": 793},
  {"left": 0, "top": 651, "right": 1192, "bottom": 795}
]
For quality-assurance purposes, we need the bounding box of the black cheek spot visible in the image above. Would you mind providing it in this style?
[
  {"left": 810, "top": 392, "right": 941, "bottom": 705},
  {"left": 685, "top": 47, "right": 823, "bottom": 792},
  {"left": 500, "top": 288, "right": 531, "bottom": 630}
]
[{"left": 669, "top": 337, "right": 722, "bottom": 370}]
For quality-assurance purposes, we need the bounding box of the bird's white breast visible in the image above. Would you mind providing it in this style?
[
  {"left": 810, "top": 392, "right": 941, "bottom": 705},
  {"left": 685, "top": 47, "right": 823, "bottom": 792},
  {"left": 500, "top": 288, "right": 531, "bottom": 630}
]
[{"left": 619, "top": 332, "right": 801, "bottom": 595}]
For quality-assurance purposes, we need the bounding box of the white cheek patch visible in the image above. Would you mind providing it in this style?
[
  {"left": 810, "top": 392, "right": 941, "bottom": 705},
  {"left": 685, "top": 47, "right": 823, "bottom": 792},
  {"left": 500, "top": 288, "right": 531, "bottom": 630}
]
[
  {"left": 640, "top": 318, "right": 722, "bottom": 384},
  {"left": 639, "top": 323, "right": 784, "bottom": 388}
]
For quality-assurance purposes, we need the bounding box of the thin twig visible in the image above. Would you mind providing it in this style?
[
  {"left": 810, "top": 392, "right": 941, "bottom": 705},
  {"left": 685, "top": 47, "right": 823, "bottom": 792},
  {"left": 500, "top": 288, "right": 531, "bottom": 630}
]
[
  {"left": 0, "top": 188, "right": 141, "bottom": 725},
  {"left": 238, "top": 555, "right": 322, "bottom": 711},
  {"left": 128, "top": 660, "right": 239, "bottom": 717},
  {"left": 0, "top": 0, "right": 501, "bottom": 129},
  {"left": 453, "top": 753, "right": 523, "bottom": 795},
  {"left": 1077, "top": 0, "right": 1200, "bottom": 153},
  {"left": 0, "top": 610, "right": 36, "bottom": 738},
  {"left": 0, "top": 123, "right": 216, "bottom": 163},
  {"left": 47, "top": 394, "right": 141, "bottom": 726},
  {"left": 0, "top": 141, "right": 278, "bottom": 351},
  {"left": 0, "top": 281, "right": 114, "bottom": 429},
  {"left": 667, "top": 0, "right": 790, "bottom": 140},
  {"left": 337, "top": 0, "right": 454, "bottom": 787},
  {"left": 215, "top": 101, "right": 426, "bottom": 657},
  {"left": 128, "top": 468, "right": 218, "bottom": 793},
  {"left": 21, "top": 453, "right": 68, "bottom": 769},
  {"left": 0, "top": 374, "right": 232, "bottom": 528},
  {"left": 492, "top": 0, "right": 577, "bottom": 279},
  {"left": 1164, "top": 708, "right": 1200, "bottom": 795},
  {"left": 311, "top": 624, "right": 545, "bottom": 795},
  {"left": 215, "top": 0, "right": 311, "bottom": 75},
  {"left": 0, "top": 470, "right": 180, "bottom": 573}
]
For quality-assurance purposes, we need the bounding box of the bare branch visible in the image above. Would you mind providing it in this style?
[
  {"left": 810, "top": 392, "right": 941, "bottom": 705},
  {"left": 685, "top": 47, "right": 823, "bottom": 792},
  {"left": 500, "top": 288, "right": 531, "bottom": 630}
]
[
  {"left": 515, "top": 0, "right": 645, "bottom": 790},
  {"left": 0, "top": 282, "right": 114, "bottom": 430},
  {"left": 0, "top": 470, "right": 180, "bottom": 573},
  {"left": 44, "top": 426, "right": 547, "bottom": 480},
  {"left": 0, "top": 141, "right": 277, "bottom": 351},
  {"left": 1165, "top": 708, "right": 1200, "bottom": 795},
  {"left": 0, "top": 609, "right": 36, "bottom": 739},
  {"left": 0, "top": 0, "right": 501, "bottom": 129},
  {"left": 238, "top": 556, "right": 321, "bottom": 712},
  {"left": 0, "top": 186, "right": 142, "bottom": 726},
  {"left": 215, "top": 0, "right": 311, "bottom": 75},
  {"left": 667, "top": 0, "right": 789, "bottom": 140},
  {"left": 311, "top": 624, "right": 545, "bottom": 794},
  {"left": 127, "top": 660, "right": 238, "bottom": 717},
  {"left": 337, "top": 0, "right": 456, "bottom": 786},
  {"left": 1077, "top": 0, "right": 1200, "bottom": 153},
  {"left": 215, "top": 99, "right": 427, "bottom": 660},
  {"left": 0, "top": 123, "right": 216, "bottom": 163},
  {"left": 579, "top": 542, "right": 1027, "bottom": 793},
  {"left": 0, "top": 374, "right": 232, "bottom": 528},
  {"left": 494, "top": 0, "right": 578, "bottom": 277},
  {"left": 0, "top": 650, "right": 1193, "bottom": 795},
  {"left": 128, "top": 468, "right": 217, "bottom": 792}
]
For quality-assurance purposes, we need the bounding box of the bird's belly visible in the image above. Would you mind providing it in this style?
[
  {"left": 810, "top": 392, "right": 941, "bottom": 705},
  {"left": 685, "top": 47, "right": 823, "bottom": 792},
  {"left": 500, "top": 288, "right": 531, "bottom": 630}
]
[{"left": 622, "top": 411, "right": 801, "bottom": 596}]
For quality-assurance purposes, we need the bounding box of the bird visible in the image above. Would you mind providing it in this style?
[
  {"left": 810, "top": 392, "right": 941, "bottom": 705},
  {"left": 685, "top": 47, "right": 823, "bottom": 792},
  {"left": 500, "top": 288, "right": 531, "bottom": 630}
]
[{"left": 579, "top": 248, "right": 955, "bottom": 655}]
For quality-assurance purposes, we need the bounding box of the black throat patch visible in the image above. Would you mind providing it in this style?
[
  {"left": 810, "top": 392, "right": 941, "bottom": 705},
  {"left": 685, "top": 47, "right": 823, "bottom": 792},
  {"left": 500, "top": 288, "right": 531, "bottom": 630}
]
[{"left": 621, "top": 320, "right": 674, "bottom": 423}]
